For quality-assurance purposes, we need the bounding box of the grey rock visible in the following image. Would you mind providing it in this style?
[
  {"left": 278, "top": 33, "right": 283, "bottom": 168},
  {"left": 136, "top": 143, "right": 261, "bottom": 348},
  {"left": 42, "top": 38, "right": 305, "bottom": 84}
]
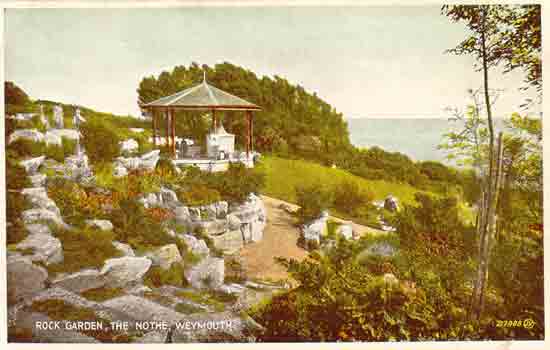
[
  {"left": 120, "top": 138, "right": 139, "bottom": 154},
  {"left": 7, "top": 255, "right": 48, "bottom": 304},
  {"left": 8, "top": 129, "right": 44, "bottom": 144},
  {"left": 14, "top": 311, "right": 99, "bottom": 343},
  {"left": 192, "top": 219, "right": 228, "bottom": 235},
  {"left": 100, "top": 257, "right": 152, "bottom": 288},
  {"left": 21, "top": 187, "right": 60, "bottom": 216},
  {"left": 337, "top": 223, "right": 354, "bottom": 240},
  {"left": 51, "top": 269, "right": 105, "bottom": 293},
  {"left": 113, "top": 164, "right": 128, "bottom": 178},
  {"left": 85, "top": 219, "right": 113, "bottom": 231},
  {"left": 180, "top": 234, "right": 210, "bottom": 256},
  {"left": 148, "top": 244, "right": 182, "bottom": 270},
  {"left": 21, "top": 208, "right": 66, "bottom": 228},
  {"left": 48, "top": 128, "right": 80, "bottom": 141},
  {"left": 226, "top": 214, "right": 241, "bottom": 230},
  {"left": 16, "top": 233, "right": 63, "bottom": 265},
  {"left": 113, "top": 241, "right": 135, "bottom": 257},
  {"left": 188, "top": 207, "right": 201, "bottom": 221},
  {"left": 209, "top": 230, "right": 243, "bottom": 255},
  {"left": 29, "top": 173, "right": 47, "bottom": 187},
  {"left": 140, "top": 150, "right": 161, "bottom": 170},
  {"left": 185, "top": 256, "right": 224, "bottom": 289},
  {"left": 174, "top": 206, "right": 190, "bottom": 225},
  {"left": 102, "top": 295, "right": 185, "bottom": 325},
  {"left": 20, "top": 156, "right": 46, "bottom": 175},
  {"left": 160, "top": 187, "right": 179, "bottom": 208},
  {"left": 25, "top": 223, "right": 52, "bottom": 236},
  {"left": 44, "top": 130, "right": 62, "bottom": 146}
]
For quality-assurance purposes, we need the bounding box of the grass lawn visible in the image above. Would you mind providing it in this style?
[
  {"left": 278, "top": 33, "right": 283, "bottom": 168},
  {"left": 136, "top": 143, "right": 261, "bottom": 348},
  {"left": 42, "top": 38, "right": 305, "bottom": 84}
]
[{"left": 260, "top": 156, "right": 423, "bottom": 206}]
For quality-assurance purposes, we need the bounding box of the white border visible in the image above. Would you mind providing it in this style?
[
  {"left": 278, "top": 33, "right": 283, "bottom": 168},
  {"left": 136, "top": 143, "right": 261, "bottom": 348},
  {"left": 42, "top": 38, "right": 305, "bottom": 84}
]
[{"left": 0, "top": 1, "right": 548, "bottom": 349}]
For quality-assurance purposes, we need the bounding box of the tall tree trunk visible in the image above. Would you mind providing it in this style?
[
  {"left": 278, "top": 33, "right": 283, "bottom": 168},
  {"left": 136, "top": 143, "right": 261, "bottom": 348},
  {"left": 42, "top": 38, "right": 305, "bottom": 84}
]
[{"left": 470, "top": 6, "right": 498, "bottom": 321}]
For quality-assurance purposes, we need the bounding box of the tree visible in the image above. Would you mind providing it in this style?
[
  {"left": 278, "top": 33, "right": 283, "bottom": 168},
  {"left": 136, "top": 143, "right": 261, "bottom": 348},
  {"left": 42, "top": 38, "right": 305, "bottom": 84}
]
[
  {"left": 442, "top": 4, "right": 506, "bottom": 321},
  {"left": 5, "top": 81, "right": 30, "bottom": 106},
  {"left": 442, "top": 4, "right": 542, "bottom": 321}
]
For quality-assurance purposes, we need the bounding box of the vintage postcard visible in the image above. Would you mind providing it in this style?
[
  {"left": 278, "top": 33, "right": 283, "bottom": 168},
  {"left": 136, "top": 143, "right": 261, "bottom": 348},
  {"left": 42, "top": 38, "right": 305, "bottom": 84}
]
[{"left": 1, "top": 1, "right": 545, "bottom": 347}]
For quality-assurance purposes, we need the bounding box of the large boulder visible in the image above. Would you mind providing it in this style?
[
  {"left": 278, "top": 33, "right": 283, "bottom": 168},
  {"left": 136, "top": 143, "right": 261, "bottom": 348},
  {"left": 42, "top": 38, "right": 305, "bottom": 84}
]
[
  {"left": 139, "top": 192, "right": 160, "bottom": 209},
  {"left": 174, "top": 206, "right": 191, "bottom": 225},
  {"left": 44, "top": 131, "right": 62, "bottom": 146},
  {"left": 51, "top": 269, "right": 105, "bottom": 293},
  {"left": 29, "top": 173, "right": 47, "bottom": 187},
  {"left": 337, "top": 222, "right": 354, "bottom": 240},
  {"left": 20, "top": 156, "right": 46, "bottom": 175},
  {"left": 192, "top": 219, "right": 228, "bottom": 236},
  {"left": 47, "top": 128, "right": 80, "bottom": 141},
  {"left": 185, "top": 257, "right": 224, "bottom": 289},
  {"left": 85, "top": 219, "right": 113, "bottom": 231},
  {"left": 21, "top": 187, "right": 60, "bottom": 216},
  {"left": 148, "top": 244, "right": 182, "bottom": 270},
  {"left": 113, "top": 164, "right": 128, "bottom": 178},
  {"left": 113, "top": 241, "right": 135, "bottom": 257},
  {"left": 8, "top": 129, "right": 44, "bottom": 144},
  {"left": 140, "top": 150, "right": 160, "bottom": 170},
  {"left": 180, "top": 234, "right": 210, "bottom": 257},
  {"left": 226, "top": 214, "right": 241, "bottom": 230},
  {"left": 100, "top": 257, "right": 152, "bottom": 288},
  {"left": 64, "top": 154, "right": 93, "bottom": 183},
  {"left": 25, "top": 223, "right": 52, "bottom": 236},
  {"left": 21, "top": 208, "right": 66, "bottom": 228},
  {"left": 301, "top": 210, "right": 329, "bottom": 248},
  {"left": 120, "top": 138, "right": 139, "bottom": 154},
  {"left": 102, "top": 295, "right": 185, "bottom": 325},
  {"left": 209, "top": 230, "right": 243, "bottom": 255},
  {"left": 7, "top": 255, "right": 48, "bottom": 304},
  {"left": 16, "top": 233, "right": 63, "bottom": 265},
  {"left": 160, "top": 187, "right": 180, "bottom": 208}
]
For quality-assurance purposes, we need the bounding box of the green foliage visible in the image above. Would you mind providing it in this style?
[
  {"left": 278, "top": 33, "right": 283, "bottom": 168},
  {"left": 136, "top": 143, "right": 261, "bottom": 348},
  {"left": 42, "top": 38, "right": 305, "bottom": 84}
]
[
  {"left": 333, "top": 180, "right": 374, "bottom": 218},
  {"left": 175, "top": 290, "right": 236, "bottom": 312},
  {"left": 80, "top": 287, "right": 125, "bottom": 302},
  {"left": 178, "top": 185, "right": 221, "bottom": 206},
  {"left": 108, "top": 198, "right": 173, "bottom": 250},
  {"left": 48, "top": 226, "right": 121, "bottom": 274},
  {"left": 143, "top": 263, "right": 188, "bottom": 288},
  {"left": 6, "top": 192, "right": 30, "bottom": 244},
  {"left": 47, "top": 178, "right": 106, "bottom": 226},
  {"left": 6, "top": 137, "right": 76, "bottom": 163},
  {"left": 80, "top": 119, "right": 120, "bottom": 165},
  {"left": 175, "top": 303, "right": 205, "bottom": 314},
  {"left": 295, "top": 183, "right": 332, "bottom": 223},
  {"left": 5, "top": 81, "right": 30, "bottom": 106}
]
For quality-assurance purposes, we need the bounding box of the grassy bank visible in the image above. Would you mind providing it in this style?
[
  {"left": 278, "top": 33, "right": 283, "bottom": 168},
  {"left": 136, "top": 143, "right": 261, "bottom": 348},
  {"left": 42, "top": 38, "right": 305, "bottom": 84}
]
[{"left": 261, "top": 156, "right": 422, "bottom": 206}]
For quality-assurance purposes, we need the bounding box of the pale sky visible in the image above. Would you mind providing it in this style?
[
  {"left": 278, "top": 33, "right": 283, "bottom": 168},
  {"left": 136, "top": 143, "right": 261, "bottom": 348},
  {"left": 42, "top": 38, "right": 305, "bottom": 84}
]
[{"left": 5, "top": 6, "right": 540, "bottom": 119}]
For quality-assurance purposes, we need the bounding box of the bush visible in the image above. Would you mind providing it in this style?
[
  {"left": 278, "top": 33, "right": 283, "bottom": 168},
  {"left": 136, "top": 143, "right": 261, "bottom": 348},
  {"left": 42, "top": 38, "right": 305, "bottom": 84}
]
[
  {"left": 81, "top": 119, "right": 120, "bottom": 165},
  {"left": 109, "top": 198, "right": 174, "bottom": 250},
  {"left": 48, "top": 226, "right": 121, "bottom": 274},
  {"left": 143, "top": 263, "right": 188, "bottom": 288},
  {"left": 333, "top": 180, "right": 374, "bottom": 217},
  {"left": 178, "top": 185, "right": 221, "bottom": 206},
  {"left": 206, "top": 162, "right": 265, "bottom": 203},
  {"left": 295, "top": 183, "right": 332, "bottom": 223}
]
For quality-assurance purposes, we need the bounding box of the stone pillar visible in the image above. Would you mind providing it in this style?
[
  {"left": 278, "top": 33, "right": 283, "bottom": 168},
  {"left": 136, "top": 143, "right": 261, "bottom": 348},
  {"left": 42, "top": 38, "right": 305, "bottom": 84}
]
[
  {"left": 53, "top": 105, "right": 64, "bottom": 129},
  {"left": 73, "top": 107, "right": 82, "bottom": 155}
]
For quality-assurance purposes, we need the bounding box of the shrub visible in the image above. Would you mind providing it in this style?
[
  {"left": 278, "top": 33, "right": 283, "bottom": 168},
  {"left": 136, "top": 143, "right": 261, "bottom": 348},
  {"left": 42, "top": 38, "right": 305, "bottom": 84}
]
[
  {"left": 47, "top": 178, "right": 107, "bottom": 226},
  {"left": 295, "top": 183, "right": 332, "bottom": 223},
  {"left": 80, "top": 287, "right": 125, "bottom": 302},
  {"left": 143, "top": 263, "right": 188, "bottom": 288},
  {"left": 47, "top": 226, "right": 121, "bottom": 274},
  {"left": 178, "top": 185, "right": 221, "bottom": 206},
  {"left": 6, "top": 192, "right": 30, "bottom": 244},
  {"left": 333, "top": 180, "right": 374, "bottom": 217},
  {"left": 109, "top": 198, "right": 174, "bottom": 250},
  {"left": 81, "top": 119, "right": 120, "bottom": 165}
]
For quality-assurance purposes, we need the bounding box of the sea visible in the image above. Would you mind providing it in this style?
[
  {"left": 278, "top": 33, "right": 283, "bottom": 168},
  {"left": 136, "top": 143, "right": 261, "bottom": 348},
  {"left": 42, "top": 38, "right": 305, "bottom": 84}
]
[{"left": 346, "top": 118, "right": 506, "bottom": 164}]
